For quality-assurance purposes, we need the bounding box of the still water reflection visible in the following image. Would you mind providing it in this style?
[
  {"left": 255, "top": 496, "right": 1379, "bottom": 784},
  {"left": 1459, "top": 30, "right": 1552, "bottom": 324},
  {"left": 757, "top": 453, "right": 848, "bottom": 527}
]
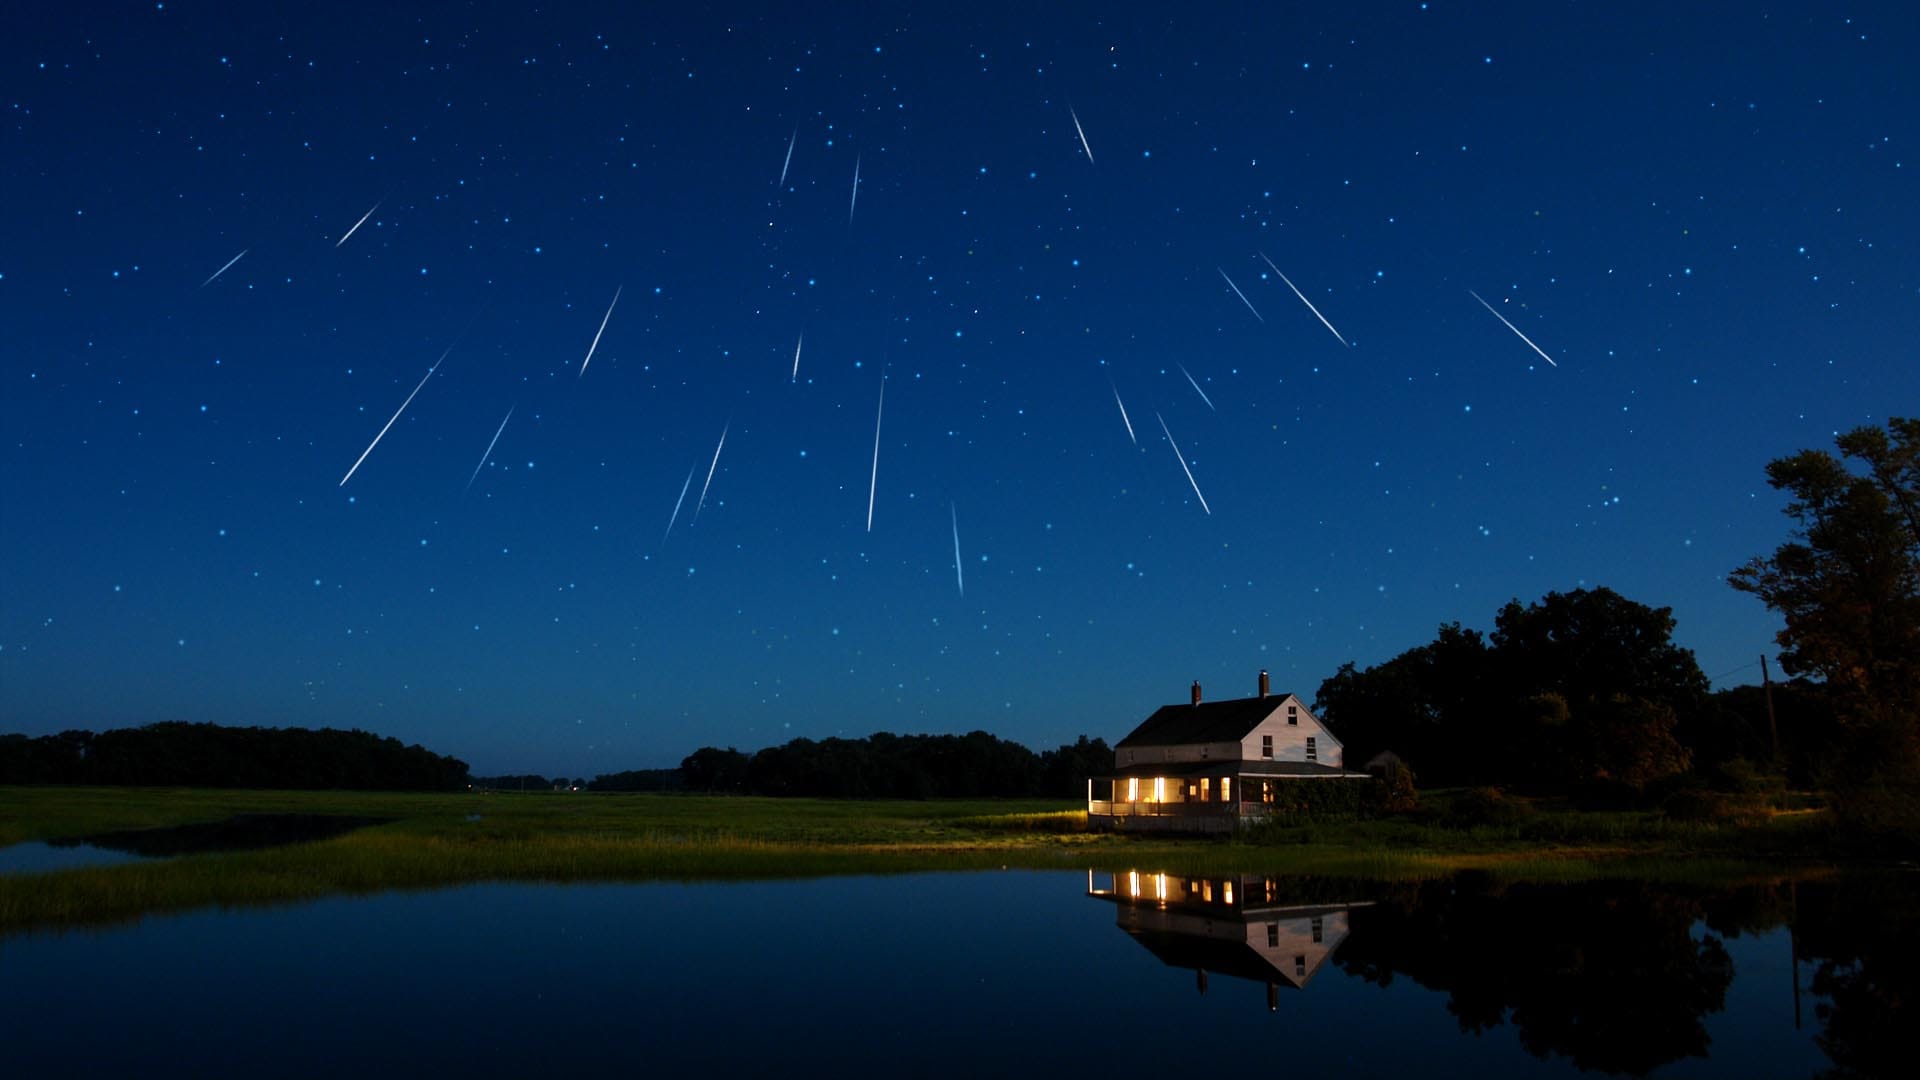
[{"left": 1, "top": 868, "right": 1910, "bottom": 1078}]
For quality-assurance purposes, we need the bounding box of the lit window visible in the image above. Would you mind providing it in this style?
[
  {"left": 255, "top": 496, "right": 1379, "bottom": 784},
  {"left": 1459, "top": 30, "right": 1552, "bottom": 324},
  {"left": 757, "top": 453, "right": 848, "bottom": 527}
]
[
  {"left": 1223, "top": 881, "right": 1234, "bottom": 904},
  {"left": 1127, "top": 777, "right": 1138, "bottom": 802},
  {"left": 1201, "top": 880, "right": 1213, "bottom": 902},
  {"left": 1200, "top": 777, "right": 1211, "bottom": 802},
  {"left": 1153, "top": 776, "right": 1165, "bottom": 802},
  {"left": 1221, "top": 777, "right": 1231, "bottom": 802},
  {"left": 1262, "top": 734, "right": 1273, "bottom": 758},
  {"left": 1262, "top": 780, "right": 1274, "bottom": 804},
  {"left": 1155, "top": 874, "right": 1166, "bottom": 901},
  {"left": 1306, "top": 737, "right": 1317, "bottom": 762},
  {"left": 1128, "top": 871, "right": 1139, "bottom": 897}
]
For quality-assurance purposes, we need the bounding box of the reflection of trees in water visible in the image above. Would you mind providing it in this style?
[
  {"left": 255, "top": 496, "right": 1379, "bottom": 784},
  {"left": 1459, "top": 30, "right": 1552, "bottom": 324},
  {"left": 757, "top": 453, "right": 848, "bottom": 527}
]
[
  {"left": 1336, "top": 875, "right": 1733, "bottom": 1075},
  {"left": 1789, "top": 876, "right": 1920, "bottom": 1080},
  {"left": 1331, "top": 873, "right": 1918, "bottom": 1078}
]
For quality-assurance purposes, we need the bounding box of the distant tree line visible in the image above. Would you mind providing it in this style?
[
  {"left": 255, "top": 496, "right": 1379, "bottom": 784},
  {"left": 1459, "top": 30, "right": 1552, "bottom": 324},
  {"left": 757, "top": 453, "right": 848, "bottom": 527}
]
[
  {"left": 0, "top": 721, "right": 469, "bottom": 791},
  {"left": 672, "top": 732, "right": 1112, "bottom": 799},
  {"left": 1314, "top": 586, "right": 1835, "bottom": 799}
]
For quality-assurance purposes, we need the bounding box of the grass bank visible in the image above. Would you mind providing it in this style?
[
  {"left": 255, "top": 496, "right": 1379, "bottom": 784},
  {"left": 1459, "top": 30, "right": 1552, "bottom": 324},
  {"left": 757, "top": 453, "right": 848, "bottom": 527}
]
[{"left": 0, "top": 785, "right": 1844, "bottom": 935}]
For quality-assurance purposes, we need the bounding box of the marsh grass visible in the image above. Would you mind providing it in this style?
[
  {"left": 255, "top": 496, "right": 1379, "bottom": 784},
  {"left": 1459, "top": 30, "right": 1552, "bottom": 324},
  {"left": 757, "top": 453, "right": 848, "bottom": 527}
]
[{"left": 0, "top": 785, "right": 1842, "bottom": 936}]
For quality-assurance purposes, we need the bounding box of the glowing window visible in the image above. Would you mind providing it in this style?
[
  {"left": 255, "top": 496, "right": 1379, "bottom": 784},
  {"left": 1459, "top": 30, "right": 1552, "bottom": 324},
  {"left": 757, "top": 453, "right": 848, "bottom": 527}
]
[
  {"left": 1221, "top": 777, "right": 1232, "bottom": 802},
  {"left": 1262, "top": 780, "right": 1275, "bottom": 804},
  {"left": 1223, "top": 881, "right": 1234, "bottom": 905},
  {"left": 1128, "top": 871, "right": 1139, "bottom": 897},
  {"left": 1153, "top": 777, "right": 1166, "bottom": 802},
  {"left": 1201, "top": 880, "right": 1213, "bottom": 902},
  {"left": 1200, "top": 777, "right": 1211, "bottom": 802},
  {"left": 1127, "top": 777, "right": 1138, "bottom": 802}
]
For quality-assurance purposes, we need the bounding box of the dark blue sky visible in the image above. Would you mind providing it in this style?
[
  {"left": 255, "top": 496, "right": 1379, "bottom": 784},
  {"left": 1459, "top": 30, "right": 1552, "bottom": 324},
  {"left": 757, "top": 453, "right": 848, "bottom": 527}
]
[{"left": 3, "top": 3, "right": 1914, "bottom": 774}]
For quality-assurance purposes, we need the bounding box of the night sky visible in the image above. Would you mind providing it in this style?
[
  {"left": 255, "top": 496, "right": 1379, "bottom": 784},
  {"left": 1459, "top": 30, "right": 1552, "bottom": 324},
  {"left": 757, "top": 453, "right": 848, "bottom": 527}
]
[{"left": 4, "top": 4, "right": 1915, "bottom": 774}]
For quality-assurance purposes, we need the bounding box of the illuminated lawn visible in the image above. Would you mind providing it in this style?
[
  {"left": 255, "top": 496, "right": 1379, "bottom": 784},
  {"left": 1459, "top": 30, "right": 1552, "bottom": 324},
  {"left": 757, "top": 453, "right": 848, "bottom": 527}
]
[{"left": 0, "top": 786, "right": 1837, "bottom": 935}]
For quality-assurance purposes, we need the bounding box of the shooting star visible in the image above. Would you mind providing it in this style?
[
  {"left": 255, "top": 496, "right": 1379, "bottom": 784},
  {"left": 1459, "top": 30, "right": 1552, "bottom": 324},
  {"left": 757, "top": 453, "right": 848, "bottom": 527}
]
[
  {"left": 200, "top": 249, "right": 248, "bottom": 289},
  {"left": 1217, "top": 267, "right": 1262, "bottom": 323},
  {"left": 866, "top": 379, "right": 885, "bottom": 531},
  {"left": 1469, "top": 289, "right": 1558, "bottom": 367},
  {"left": 464, "top": 405, "right": 515, "bottom": 492},
  {"left": 1110, "top": 381, "right": 1136, "bottom": 444},
  {"left": 778, "top": 126, "right": 797, "bottom": 187},
  {"left": 950, "top": 502, "right": 965, "bottom": 597},
  {"left": 335, "top": 200, "right": 382, "bottom": 248},
  {"left": 791, "top": 332, "right": 804, "bottom": 381},
  {"left": 1069, "top": 106, "right": 1095, "bottom": 165},
  {"left": 1177, "top": 364, "right": 1216, "bottom": 411},
  {"left": 338, "top": 346, "right": 450, "bottom": 487},
  {"left": 849, "top": 154, "right": 861, "bottom": 224},
  {"left": 1155, "top": 412, "right": 1212, "bottom": 515},
  {"left": 1260, "top": 253, "right": 1350, "bottom": 347},
  {"left": 692, "top": 423, "right": 729, "bottom": 523},
  {"left": 661, "top": 464, "right": 696, "bottom": 546},
  {"left": 579, "top": 286, "right": 622, "bottom": 377}
]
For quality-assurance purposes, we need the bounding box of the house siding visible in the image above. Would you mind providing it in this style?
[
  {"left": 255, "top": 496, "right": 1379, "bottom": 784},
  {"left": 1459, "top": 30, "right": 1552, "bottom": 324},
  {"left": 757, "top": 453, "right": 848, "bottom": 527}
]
[{"left": 1237, "top": 696, "right": 1345, "bottom": 769}]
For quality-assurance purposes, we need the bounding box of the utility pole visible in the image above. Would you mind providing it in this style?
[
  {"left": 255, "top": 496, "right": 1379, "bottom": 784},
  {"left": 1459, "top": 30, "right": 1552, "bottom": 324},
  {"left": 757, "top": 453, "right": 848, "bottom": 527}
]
[{"left": 1761, "top": 654, "right": 1781, "bottom": 765}]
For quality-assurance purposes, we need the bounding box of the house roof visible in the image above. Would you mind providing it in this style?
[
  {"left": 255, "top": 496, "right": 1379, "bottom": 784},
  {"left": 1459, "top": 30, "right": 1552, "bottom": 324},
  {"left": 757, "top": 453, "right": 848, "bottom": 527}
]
[
  {"left": 1111, "top": 760, "right": 1361, "bottom": 780},
  {"left": 1115, "top": 695, "right": 1296, "bottom": 748}
]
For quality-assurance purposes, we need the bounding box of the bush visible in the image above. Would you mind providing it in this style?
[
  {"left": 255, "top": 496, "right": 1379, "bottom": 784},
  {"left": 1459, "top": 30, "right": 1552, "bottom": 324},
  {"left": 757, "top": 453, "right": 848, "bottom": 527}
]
[
  {"left": 1446, "top": 786, "right": 1535, "bottom": 827},
  {"left": 1241, "top": 779, "right": 1392, "bottom": 840},
  {"left": 1660, "top": 788, "right": 1739, "bottom": 823}
]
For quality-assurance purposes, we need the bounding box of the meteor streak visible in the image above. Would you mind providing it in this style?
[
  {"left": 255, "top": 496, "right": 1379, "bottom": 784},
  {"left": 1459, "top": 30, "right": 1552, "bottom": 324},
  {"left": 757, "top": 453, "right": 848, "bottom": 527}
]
[
  {"left": 662, "top": 464, "right": 696, "bottom": 546},
  {"left": 1469, "top": 289, "right": 1558, "bottom": 367},
  {"left": 866, "top": 379, "right": 884, "bottom": 531},
  {"left": 200, "top": 249, "right": 247, "bottom": 288},
  {"left": 1110, "top": 381, "right": 1136, "bottom": 444},
  {"left": 1069, "top": 106, "right": 1094, "bottom": 165},
  {"left": 1178, "top": 364, "right": 1216, "bottom": 411},
  {"left": 579, "top": 286, "right": 622, "bottom": 377},
  {"left": 336, "top": 200, "right": 382, "bottom": 248},
  {"left": 338, "top": 346, "right": 450, "bottom": 487},
  {"left": 1155, "top": 412, "right": 1211, "bottom": 515},
  {"left": 791, "top": 332, "right": 804, "bottom": 381},
  {"left": 1217, "top": 267, "right": 1262, "bottom": 322},
  {"left": 464, "top": 405, "right": 514, "bottom": 492},
  {"left": 693, "top": 423, "right": 728, "bottom": 523},
  {"left": 950, "top": 502, "right": 964, "bottom": 597},
  {"left": 779, "top": 126, "right": 797, "bottom": 187},
  {"left": 849, "top": 154, "right": 861, "bottom": 224},
  {"left": 1260, "top": 253, "right": 1350, "bottom": 347}
]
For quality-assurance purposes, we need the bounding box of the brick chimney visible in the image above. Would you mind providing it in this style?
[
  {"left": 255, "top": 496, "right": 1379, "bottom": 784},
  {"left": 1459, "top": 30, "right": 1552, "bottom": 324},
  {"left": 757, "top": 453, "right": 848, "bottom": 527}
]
[
  {"left": 1259, "top": 669, "right": 1270, "bottom": 698},
  {"left": 1190, "top": 680, "right": 1202, "bottom": 706}
]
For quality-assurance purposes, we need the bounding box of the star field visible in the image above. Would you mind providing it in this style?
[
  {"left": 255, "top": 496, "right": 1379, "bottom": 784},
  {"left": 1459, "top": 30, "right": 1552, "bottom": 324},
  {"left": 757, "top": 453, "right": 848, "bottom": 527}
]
[{"left": 3, "top": 4, "right": 1915, "bottom": 773}]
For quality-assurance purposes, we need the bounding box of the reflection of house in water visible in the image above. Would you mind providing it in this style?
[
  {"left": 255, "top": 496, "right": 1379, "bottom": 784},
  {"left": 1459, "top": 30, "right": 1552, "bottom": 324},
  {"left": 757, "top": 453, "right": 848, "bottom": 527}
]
[{"left": 1087, "top": 870, "right": 1368, "bottom": 1010}]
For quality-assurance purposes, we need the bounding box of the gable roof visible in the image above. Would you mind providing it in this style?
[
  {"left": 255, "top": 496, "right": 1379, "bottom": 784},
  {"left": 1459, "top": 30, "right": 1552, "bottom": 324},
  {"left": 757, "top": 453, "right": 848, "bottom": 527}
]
[{"left": 1116, "top": 694, "right": 1296, "bottom": 748}]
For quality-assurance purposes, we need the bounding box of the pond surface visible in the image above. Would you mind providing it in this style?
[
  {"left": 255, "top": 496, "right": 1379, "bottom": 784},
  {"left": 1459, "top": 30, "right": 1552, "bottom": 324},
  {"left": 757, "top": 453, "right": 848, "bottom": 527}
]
[{"left": 0, "top": 869, "right": 1910, "bottom": 1077}]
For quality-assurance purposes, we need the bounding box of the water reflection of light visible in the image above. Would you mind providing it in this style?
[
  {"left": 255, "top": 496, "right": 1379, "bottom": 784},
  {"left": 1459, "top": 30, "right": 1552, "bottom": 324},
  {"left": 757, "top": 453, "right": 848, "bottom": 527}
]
[{"left": 1129, "top": 870, "right": 1139, "bottom": 898}]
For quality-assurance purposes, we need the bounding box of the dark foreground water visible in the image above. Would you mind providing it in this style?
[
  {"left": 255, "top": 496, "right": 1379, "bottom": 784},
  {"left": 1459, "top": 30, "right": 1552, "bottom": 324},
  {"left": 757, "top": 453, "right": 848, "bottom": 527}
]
[{"left": 1, "top": 868, "right": 1912, "bottom": 1078}]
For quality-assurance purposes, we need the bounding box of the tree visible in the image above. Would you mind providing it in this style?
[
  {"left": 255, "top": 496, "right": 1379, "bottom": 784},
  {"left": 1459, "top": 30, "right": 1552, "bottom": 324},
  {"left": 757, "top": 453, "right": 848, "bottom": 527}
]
[{"left": 1732, "top": 418, "right": 1920, "bottom": 821}]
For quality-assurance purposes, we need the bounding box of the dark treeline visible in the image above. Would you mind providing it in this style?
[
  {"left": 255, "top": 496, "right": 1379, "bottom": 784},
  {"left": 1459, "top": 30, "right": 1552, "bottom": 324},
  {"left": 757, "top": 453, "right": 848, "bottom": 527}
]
[
  {"left": 584, "top": 769, "right": 683, "bottom": 793},
  {"left": 1314, "top": 586, "right": 1834, "bottom": 799},
  {"left": 0, "top": 722, "right": 469, "bottom": 791},
  {"left": 672, "top": 732, "right": 1112, "bottom": 799}
]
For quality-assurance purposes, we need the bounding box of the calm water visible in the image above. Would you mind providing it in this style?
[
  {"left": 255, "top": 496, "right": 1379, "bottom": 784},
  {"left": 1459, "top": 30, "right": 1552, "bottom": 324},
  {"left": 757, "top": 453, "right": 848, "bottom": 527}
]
[{"left": 0, "top": 869, "right": 1910, "bottom": 1078}]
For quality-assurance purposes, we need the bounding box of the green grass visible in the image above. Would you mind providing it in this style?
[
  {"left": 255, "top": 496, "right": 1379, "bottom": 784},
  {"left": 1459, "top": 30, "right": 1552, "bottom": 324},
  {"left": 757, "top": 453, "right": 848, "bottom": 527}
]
[{"left": 0, "top": 785, "right": 1846, "bottom": 936}]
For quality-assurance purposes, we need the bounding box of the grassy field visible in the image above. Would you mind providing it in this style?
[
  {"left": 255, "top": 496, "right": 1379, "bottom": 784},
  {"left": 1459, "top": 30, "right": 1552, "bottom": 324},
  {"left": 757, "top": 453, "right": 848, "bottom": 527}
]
[{"left": 0, "top": 785, "right": 1843, "bottom": 936}]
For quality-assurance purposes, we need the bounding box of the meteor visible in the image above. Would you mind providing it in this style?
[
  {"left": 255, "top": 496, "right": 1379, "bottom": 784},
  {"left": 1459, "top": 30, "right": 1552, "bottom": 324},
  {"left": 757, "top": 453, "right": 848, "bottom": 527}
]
[
  {"left": 661, "top": 464, "right": 696, "bottom": 546},
  {"left": 950, "top": 502, "right": 964, "bottom": 597},
  {"left": 1260, "top": 253, "right": 1350, "bottom": 347},
  {"left": 464, "top": 404, "right": 514, "bottom": 492},
  {"left": 200, "top": 249, "right": 248, "bottom": 288},
  {"left": 1178, "top": 364, "right": 1216, "bottom": 411},
  {"left": 779, "top": 126, "right": 798, "bottom": 187},
  {"left": 1110, "top": 381, "right": 1136, "bottom": 444},
  {"left": 1469, "top": 289, "right": 1558, "bottom": 367},
  {"left": 336, "top": 200, "right": 382, "bottom": 248},
  {"left": 1155, "top": 412, "right": 1211, "bottom": 515},
  {"left": 849, "top": 154, "right": 861, "bottom": 224},
  {"left": 579, "top": 286, "right": 622, "bottom": 377},
  {"left": 791, "top": 332, "right": 804, "bottom": 381},
  {"left": 338, "top": 345, "right": 450, "bottom": 487},
  {"left": 866, "top": 379, "right": 884, "bottom": 531},
  {"left": 1069, "top": 106, "right": 1094, "bottom": 165},
  {"left": 693, "top": 423, "right": 729, "bottom": 523},
  {"left": 1217, "top": 267, "right": 1262, "bottom": 323}
]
